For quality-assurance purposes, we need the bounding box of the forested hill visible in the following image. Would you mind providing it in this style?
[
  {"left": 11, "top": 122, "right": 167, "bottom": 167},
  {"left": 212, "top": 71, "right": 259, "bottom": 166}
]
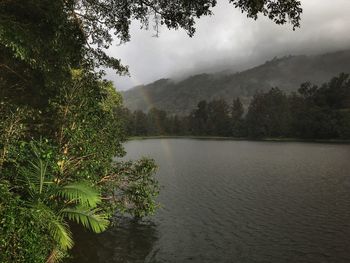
[{"left": 122, "top": 50, "right": 350, "bottom": 115}]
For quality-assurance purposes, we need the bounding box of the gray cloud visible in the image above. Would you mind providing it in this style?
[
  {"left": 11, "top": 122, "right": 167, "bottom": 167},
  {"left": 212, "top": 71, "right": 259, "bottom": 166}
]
[{"left": 105, "top": 0, "right": 350, "bottom": 91}]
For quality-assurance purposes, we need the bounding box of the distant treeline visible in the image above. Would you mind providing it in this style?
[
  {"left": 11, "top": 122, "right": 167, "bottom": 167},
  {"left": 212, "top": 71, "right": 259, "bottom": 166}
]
[{"left": 118, "top": 73, "right": 350, "bottom": 139}]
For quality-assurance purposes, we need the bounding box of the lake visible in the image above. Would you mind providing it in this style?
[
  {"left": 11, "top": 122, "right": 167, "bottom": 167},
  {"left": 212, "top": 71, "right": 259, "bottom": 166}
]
[{"left": 69, "top": 139, "right": 350, "bottom": 263}]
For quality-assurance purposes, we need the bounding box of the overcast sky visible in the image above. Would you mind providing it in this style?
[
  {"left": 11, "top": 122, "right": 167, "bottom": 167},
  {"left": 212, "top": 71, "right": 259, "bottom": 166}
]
[{"left": 106, "top": 0, "right": 350, "bottom": 91}]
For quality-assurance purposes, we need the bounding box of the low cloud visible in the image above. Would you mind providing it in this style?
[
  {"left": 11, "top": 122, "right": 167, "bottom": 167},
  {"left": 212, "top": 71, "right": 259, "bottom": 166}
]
[{"left": 106, "top": 0, "right": 350, "bottom": 91}]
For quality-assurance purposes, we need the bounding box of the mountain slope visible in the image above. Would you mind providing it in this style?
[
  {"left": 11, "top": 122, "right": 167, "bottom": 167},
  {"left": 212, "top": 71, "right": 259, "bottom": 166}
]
[{"left": 122, "top": 50, "right": 350, "bottom": 115}]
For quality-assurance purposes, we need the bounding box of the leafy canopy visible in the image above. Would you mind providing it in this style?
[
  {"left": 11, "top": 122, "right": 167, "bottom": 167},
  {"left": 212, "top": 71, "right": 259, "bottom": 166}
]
[{"left": 1, "top": 0, "right": 302, "bottom": 75}]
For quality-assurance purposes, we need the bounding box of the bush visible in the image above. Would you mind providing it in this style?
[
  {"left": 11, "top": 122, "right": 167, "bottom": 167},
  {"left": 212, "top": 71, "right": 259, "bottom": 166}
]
[{"left": 0, "top": 183, "right": 53, "bottom": 263}]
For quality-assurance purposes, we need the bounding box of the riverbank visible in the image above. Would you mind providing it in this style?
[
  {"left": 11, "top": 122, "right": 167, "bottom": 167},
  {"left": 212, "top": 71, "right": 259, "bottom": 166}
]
[{"left": 127, "top": 135, "right": 350, "bottom": 144}]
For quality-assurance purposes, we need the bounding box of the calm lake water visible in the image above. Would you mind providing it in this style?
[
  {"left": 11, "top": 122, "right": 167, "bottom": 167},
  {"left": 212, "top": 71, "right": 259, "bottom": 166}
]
[{"left": 70, "top": 139, "right": 350, "bottom": 263}]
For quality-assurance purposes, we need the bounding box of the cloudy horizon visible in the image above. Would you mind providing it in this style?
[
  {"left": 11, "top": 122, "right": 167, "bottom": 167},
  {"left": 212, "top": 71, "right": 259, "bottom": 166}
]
[{"left": 105, "top": 0, "right": 350, "bottom": 91}]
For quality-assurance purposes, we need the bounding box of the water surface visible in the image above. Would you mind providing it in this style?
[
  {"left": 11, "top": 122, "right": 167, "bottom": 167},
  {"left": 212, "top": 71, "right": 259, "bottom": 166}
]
[{"left": 70, "top": 139, "right": 350, "bottom": 263}]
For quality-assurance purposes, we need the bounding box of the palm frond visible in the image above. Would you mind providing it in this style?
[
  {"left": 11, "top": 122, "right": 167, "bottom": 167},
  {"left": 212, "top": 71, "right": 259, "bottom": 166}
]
[
  {"left": 60, "top": 206, "right": 109, "bottom": 233},
  {"left": 48, "top": 215, "right": 74, "bottom": 250},
  {"left": 18, "top": 152, "right": 50, "bottom": 196},
  {"left": 30, "top": 202, "right": 73, "bottom": 250},
  {"left": 46, "top": 247, "right": 65, "bottom": 263},
  {"left": 58, "top": 183, "right": 101, "bottom": 207},
  {"left": 28, "top": 141, "right": 49, "bottom": 194}
]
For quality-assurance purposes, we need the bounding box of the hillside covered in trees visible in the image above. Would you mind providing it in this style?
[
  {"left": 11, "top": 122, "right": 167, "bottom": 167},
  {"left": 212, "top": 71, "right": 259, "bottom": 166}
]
[
  {"left": 122, "top": 50, "right": 350, "bottom": 115},
  {"left": 121, "top": 74, "right": 350, "bottom": 140}
]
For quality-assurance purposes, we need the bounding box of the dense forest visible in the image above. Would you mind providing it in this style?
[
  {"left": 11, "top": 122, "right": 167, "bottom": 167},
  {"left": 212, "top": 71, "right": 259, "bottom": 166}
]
[
  {"left": 122, "top": 50, "right": 350, "bottom": 115},
  {"left": 121, "top": 73, "right": 350, "bottom": 140}
]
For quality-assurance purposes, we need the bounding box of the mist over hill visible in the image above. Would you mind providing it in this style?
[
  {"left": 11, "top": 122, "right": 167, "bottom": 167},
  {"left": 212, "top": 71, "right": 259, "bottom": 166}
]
[{"left": 122, "top": 50, "right": 350, "bottom": 115}]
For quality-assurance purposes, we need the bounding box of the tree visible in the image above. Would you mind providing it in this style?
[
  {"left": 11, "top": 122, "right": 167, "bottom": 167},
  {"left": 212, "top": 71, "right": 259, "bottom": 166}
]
[
  {"left": 133, "top": 110, "right": 149, "bottom": 135},
  {"left": 114, "top": 107, "right": 135, "bottom": 136},
  {"left": 169, "top": 115, "right": 184, "bottom": 135},
  {"left": 125, "top": 75, "right": 350, "bottom": 140},
  {"left": 231, "top": 98, "right": 244, "bottom": 120},
  {"left": 17, "top": 142, "right": 108, "bottom": 258},
  {"left": 190, "top": 100, "right": 209, "bottom": 135},
  {"left": 1, "top": 0, "right": 302, "bottom": 76},
  {"left": 231, "top": 97, "right": 245, "bottom": 137},
  {"left": 0, "top": 71, "right": 160, "bottom": 262},
  {"left": 207, "top": 99, "right": 231, "bottom": 136},
  {"left": 147, "top": 107, "right": 169, "bottom": 135},
  {"left": 290, "top": 74, "right": 350, "bottom": 139},
  {"left": 0, "top": 182, "right": 53, "bottom": 263},
  {"left": 1, "top": 0, "right": 303, "bottom": 261},
  {"left": 246, "top": 88, "right": 290, "bottom": 138}
]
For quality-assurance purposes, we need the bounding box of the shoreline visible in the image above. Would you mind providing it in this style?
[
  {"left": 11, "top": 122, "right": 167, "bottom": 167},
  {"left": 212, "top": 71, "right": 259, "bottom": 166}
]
[{"left": 127, "top": 136, "right": 350, "bottom": 144}]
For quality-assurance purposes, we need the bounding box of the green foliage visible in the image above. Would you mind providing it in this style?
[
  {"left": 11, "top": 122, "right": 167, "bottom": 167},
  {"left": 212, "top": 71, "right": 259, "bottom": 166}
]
[
  {"left": 231, "top": 98, "right": 245, "bottom": 136},
  {"left": 191, "top": 100, "right": 209, "bottom": 136},
  {"left": 246, "top": 88, "right": 290, "bottom": 138},
  {"left": 15, "top": 142, "right": 109, "bottom": 253},
  {"left": 0, "top": 182, "right": 53, "bottom": 263},
  {"left": 231, "top": 98, "right": 244, "bottom": 121},
  {"left": 134, "top": 110, "right": 152, "bottom": 135},
  {"left": 183, "top": 99, "right": 232, "bottom": 136},
  {"left": 231, "top": 0, "right": 302, "bottom": 29},
  {"left": 0, "top": 103, "right": 28, "bottom": 169},
  {"left": 0, "top": 78, "right": 158, "bottom": 261},
  {"left": 124, "top": 74, "right": 350, "bottom": 140},
  {"left": 102, "top": 158, "right": 160, "bottom": 219},
  {"left": 147, "top": 108, "right": 170, "bottom": 135},
  {"left": 0, "top": 71, "right": 159, "bottom": 262},
  {"left": 122, "top": 51, "right": 350, "bottom": 115},
  {"left": 31, "top": 202, "right": 73, "bottom": 251},
  {"left": 60, "top": 207, "right": 108, "bottom": 233},
  {"left": 1, "top": 0, "right": 302, "bottom": 77},
  {"left": 207, "top": 99, "right": 232, "bottom": 136},
  {"left": 289, "top": 73, "right": 350, "bottom": 139},
  {"left": 59, "top": 183, "right": 102, "bottom": 207}
]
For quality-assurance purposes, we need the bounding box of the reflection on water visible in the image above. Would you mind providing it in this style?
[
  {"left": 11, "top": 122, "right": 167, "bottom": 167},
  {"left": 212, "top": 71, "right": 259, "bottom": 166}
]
[
  {"left": 69, "top": 218, "right": 159, "bottom": 263},
  {"left": 70, "top": 139, "right": 350, "bottom": 263}
]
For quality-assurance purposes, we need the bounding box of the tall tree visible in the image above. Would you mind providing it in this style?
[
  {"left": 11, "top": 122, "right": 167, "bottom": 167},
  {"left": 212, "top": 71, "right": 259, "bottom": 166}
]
[
  {"left": 133, "top": 110, "right": 149, "bottom": 136},
  {"left": 190, "top": 100, "right": 209, "bottom": 135},
  {"left": 290, "top": 74, "right": 350, "bottom": 139},
  {"left": 207, "top": 99, "right": 231, "bottom": 136},
  {"left": 246, "top": 88, "right": 290, "bottom": 138},
  {"left": 231, "top": 97, "right": 245, "bottom": 137},
  {"left": 147, "top": 107, "right": 169, "bottom": 135}
]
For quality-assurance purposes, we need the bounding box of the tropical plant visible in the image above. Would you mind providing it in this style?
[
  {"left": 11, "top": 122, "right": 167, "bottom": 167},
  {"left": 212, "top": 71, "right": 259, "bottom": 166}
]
[
  {"left": 18, "top": 141, "right": 109, "bottom": 261},
  {"left": 0, "top": 70, "right": 160, "bottom": 262},
  {"left": 0, "top": 181, "right": 53, "bottom": 263}
]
